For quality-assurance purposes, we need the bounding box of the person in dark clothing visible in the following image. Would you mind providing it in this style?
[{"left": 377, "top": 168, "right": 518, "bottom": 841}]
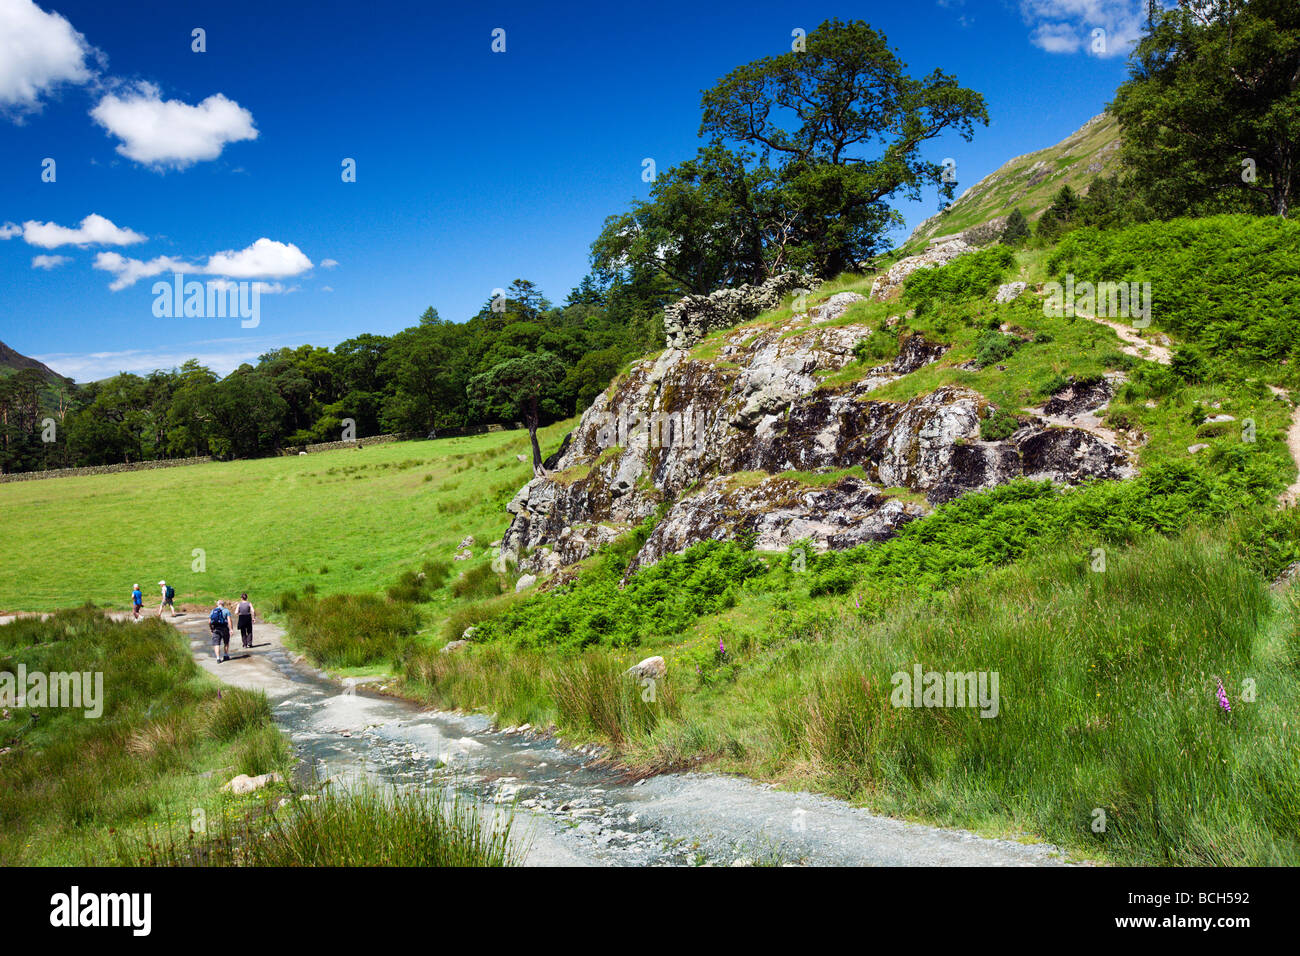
[
  {"left": 235, "top": 593, "right": 256, "bottom": 648},
  {"left": 209, "top": 600, "right": 232, "bottom": 662}
]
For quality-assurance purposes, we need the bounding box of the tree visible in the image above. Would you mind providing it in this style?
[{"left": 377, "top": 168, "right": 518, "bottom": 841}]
[
  {"left": 701, "top": 19, "right": 987, "bottom": 168},
  {"left": 591, "top": 146, "right": 770, "bottom": 293},
  {"left": 1000, "top": 208, "right": 1029, "bottom": 246},
  {"left": 1036, "top": 186, "right": 1081, "bottom": 241},
  {"left": 468, "top": 352, "right": 565, "bottom": 473},
  {"left": 699, "top": 18, "right": 987, "bottom": 273},
  {"left": 598, "top": 20, "right": 988, "bottom": 285},
  {"left": 1111, "top": 0, "right": 1300, "bottom": 218}
]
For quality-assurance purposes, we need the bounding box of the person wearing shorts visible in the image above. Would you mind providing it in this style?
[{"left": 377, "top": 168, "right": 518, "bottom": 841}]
[
  {"left": 158, "top": 580, "right": 176, "bottom": 617},
  {"left": 235, "top": 593, "right": 255, "bottom": 648},
  {"left": 209, "top": 601, "right": 232, "bottom": 662},
  {"left": 131, "top": 584, "right": 143, "bottom": 621}
]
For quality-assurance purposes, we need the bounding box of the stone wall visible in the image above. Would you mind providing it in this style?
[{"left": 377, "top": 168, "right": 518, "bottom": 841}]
[
  {"left": 281, "top": 433, "right": 413, "bottom": 455},
  {"left": 662, "top": 271, "right": 819, "bottom": 349},
  {"left": 0, "top": 456, "right": 212, "bottom": 484}
]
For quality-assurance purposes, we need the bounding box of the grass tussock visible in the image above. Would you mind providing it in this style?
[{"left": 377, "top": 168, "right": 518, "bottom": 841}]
[
  {"left": 279, "top": 592, "right": 420, "bottom": 668},
  {"left": 123, "top": 785, "right": 520, "bottom": 867}
]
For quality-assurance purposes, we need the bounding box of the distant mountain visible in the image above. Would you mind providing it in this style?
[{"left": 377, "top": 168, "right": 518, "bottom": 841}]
[
  {"left": 902, "top": 112, "right": 1123, "bottom": 252},
  {"left": 0, "top": 341, "right": 72, "bottom": 386}
]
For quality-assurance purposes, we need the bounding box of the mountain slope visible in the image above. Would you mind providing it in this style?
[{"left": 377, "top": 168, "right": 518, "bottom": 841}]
[
  {"left": 902, "top": 112, "right": 1123, "bottom": 252},
  {"left": 0, "top": 340, "right": 70, "bottom": 386}
]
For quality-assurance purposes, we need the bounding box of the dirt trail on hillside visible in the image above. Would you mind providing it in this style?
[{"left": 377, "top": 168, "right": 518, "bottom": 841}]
[
  {"left": 1268, "top": 386, "right": 1300, "bottom": 507},
  {"left": 1078, "top": 312, "right": 1173, "bottom": 365},
  {"left": 157, "top": 612, "right": 1073, "bottom": 867},
  {"left": 1077, "top": 314, "right": 1300, "bottom": 506}
]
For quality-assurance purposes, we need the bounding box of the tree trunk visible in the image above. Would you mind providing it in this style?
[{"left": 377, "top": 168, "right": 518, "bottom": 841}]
[{"left": 528, "top": 395, "right": 544, "bottom": 476}]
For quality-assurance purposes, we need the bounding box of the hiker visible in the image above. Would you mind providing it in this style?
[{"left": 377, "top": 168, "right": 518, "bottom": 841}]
[
  {"left": 158, "top": 580, "right": 177, "bottom": 617},
  {"left": 131, "top": 584, "right": 143, "bottom": 621},
  {"left": 209, "top": 600, "right": 232, "bottom": 662},
  {"left": 235, "top": 593, "right": 256, "bottom": 648}
]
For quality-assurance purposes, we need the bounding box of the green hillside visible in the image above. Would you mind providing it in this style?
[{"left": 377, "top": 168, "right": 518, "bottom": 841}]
[{"left": 902, "top": 113, "right": 1123, "bottom": 254}]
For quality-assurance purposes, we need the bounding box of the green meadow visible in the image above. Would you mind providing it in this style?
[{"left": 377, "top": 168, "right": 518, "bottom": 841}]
[{"left": 0, "top": 423, "right": 571, "bottom": 613}]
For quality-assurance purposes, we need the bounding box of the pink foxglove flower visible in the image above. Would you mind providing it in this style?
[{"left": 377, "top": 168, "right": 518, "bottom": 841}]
[{"left": 1215, "top": 678, "right": 1231, "bottom": 714}]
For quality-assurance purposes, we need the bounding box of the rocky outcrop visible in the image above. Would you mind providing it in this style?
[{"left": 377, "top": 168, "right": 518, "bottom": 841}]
[
  {"left": 501, "top": 308, "right": 1136, "bottom": 576},
  {"left": 663, "top": 271, "right": 819, "bottom": 349},
  {"left": 869, "top": 239, "right": 974, "bottom": 301}
]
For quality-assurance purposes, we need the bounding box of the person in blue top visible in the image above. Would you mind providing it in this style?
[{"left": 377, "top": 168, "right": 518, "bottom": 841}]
[
  {"left": 208, "top": 600, "right": 232, "bottom": 662},
  {"left": 131, "top": 584, "right": 143, "bottom": 621}
]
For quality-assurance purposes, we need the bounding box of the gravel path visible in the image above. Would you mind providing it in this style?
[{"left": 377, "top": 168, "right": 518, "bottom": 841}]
[
  {"left": 1079, "top": 312, "right": 1173, "bottom": 365},
  {"left": 159, "top": 612, "right": 1074, "bottom": 867}
]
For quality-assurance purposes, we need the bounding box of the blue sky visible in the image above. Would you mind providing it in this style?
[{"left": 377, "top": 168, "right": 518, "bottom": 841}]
[{"left": 0, "top": 0, "right": 1147, "bottom": 381}]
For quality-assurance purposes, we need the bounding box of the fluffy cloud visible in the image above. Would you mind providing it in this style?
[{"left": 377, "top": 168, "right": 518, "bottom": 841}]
[
  {"left": 1020, "top": 0, "right": 1146, "bottom": 58},
  {"left": 320, "top": 258, "right": 339, "bottom": 268},
  {"left": 94, "top": 237, "right": 313, "bottom": 290},
  {"left": 90, "top": 81, "right": 258, "bottom": 168},
  {"left": 2, "top": 213, "right": 146, "bottom": 248},
  {"left": 31, "top": 253, "right": 70, "bottom": 269},
  {"left": 0, "top": 0, "right": 95, "bottom": 117}
]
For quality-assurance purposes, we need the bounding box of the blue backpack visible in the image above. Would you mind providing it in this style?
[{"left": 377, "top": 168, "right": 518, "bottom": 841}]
[
  {"left": 165, "top": 585, "right": 175, "bottom": 602},
  {"left": 209, "top": 607, "right": 227, "bottom": 626}
]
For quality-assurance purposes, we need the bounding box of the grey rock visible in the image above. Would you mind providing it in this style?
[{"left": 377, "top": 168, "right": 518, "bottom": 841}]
[{"left": 994, "top": 281, "right": 1027, "bottom": 304}]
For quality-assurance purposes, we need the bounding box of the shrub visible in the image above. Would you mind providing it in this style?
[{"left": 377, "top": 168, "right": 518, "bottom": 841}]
[
  {"left": 208, "top": 688, "right": 273, "bottom": 742},
  {"left": 450, "top": 562, "right": 505, "bottom": 601},
  {"left": 980, "top": 408, "right": 1022, "bottom": 441},
  {"left": 902, "top": 245, "right": 1016, "bottom": 312},
  {"left": 1047, "top": 215, "right": 1300, "bottom": 366},
  {"left": 974, "top": 330, "right": 1020, "bottom": 368}
]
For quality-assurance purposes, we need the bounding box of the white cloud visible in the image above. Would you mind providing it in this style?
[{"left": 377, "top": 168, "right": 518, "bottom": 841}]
[
  {"left": 0, "top": 0, "right": 95, "bottom": 117},
  {"left": 1020, "top": 0, "right": 1146, "bottom": 58},
  {"left": 320, "top": 258, "right": 339, "bottom": 268},
  {"left": 90, "top": 81, "right": 258, "bottom": 168},
  {"left": 33, "top": 334, "right": 335, "bottom": 381},
  {"left": 33, "top": 346, "right": 265, "bottom": 382},
  {"left": 31, "top": 253, "right": 69, "bottom": 269},
  {"left": 321, "top": 285, "right": 334, "bottom": 293},
  {"left": 94, "top": 237, "right": 313, "bottom": 290},
  {"left": 5, "top": 213, "right": 146, "bottom": 248}
]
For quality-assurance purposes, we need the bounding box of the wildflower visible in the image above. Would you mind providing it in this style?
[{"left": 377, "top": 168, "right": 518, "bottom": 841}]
[{"left": 1215, "top": 678, "right": 1231, "bottom": 714}]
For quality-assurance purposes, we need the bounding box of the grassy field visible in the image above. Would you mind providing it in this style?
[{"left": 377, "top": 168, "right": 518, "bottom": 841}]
[
  {"left": 0, "top": 607, "right": 292, "bottom": 865},
  {"left": 0, "top": 423, "right": 571, "bottom": 613}
]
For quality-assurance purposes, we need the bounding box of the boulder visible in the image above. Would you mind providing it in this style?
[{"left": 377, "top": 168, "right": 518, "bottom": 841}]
[
  {"left": 497, "top": 297, "right": 1133, "bottom": 578},
  {"left": 625, "top": 656, "right": 666, "bottom": 680},
  {"left": 994, "top": 282, "right": 1027, "bottom": 304},
  {"left": 220, "top": 772, "right": 282, "bottom": 795},
  {"left": 515, "top": 573, "right": 537, "bottom": 592},
  {"left": 441, "top": 640, "right": 469, "bottom": 653}
]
